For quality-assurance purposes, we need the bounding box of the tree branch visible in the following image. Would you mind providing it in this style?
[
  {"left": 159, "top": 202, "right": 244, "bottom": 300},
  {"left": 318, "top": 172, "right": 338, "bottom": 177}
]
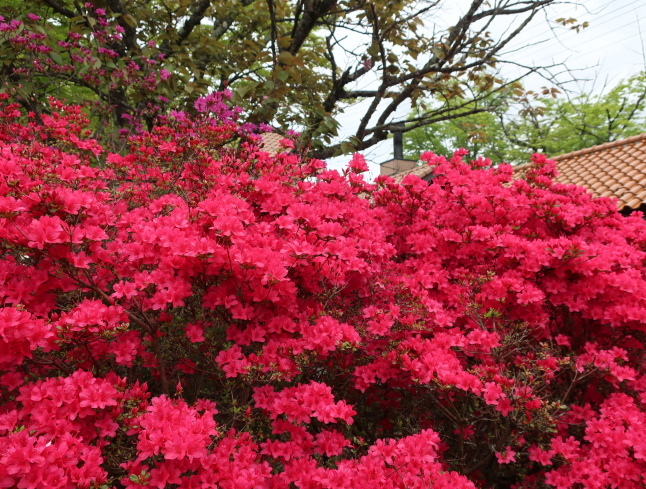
[
  {"left": 40, "top": 0, "right": 79, "bottom": 18},
  {"left": 212, "top": 0, "right": 258, "bottom": 40},
  {"left": 106, "top": 0, "right": 139, "bottom": 53},
  {"left": 178, "top": 0, "right": 212, "bottom": 43},
  {"left": 289, "top": 0, "right": 338, "bottom": 55}
]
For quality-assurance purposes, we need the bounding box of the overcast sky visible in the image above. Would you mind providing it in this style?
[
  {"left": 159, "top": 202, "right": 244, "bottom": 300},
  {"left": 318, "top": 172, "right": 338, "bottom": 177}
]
[{"left": 326, "top": 0, "right": 646, "bottom": 177}]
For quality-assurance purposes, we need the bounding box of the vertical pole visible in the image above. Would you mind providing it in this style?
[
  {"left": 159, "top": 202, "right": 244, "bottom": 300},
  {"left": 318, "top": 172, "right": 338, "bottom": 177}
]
[{"left": 393, "top": 121, "right": 405, "bottom": 159}]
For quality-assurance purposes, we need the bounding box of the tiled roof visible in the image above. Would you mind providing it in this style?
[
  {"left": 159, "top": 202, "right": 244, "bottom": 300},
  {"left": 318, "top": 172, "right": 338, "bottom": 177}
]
[
  {"left": 259, "top": 132, "right": 284, "bottom": 154},
  {"left": 552, "top": 134, "right": 646, "bottom": 210},
  {"left": 515, "top": 133, "right": 646, "bottom": 210},
  {"left": 390, "top": 163, "right": 434, "bottom": 182}
]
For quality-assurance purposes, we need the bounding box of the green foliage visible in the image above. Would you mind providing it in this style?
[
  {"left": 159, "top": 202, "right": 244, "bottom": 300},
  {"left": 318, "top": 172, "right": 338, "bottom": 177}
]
[
  {"left": 405, "top": 73, "right": 646, "bottom": 164},
  {"left": 509, "top": 72, "right": 646, "bottom": 158},
  {"left": 404, "top": 101, "right": 511, "bottom": 163},
  {"left": 5, "top": 0, "right": 566, "bottom": 158}
]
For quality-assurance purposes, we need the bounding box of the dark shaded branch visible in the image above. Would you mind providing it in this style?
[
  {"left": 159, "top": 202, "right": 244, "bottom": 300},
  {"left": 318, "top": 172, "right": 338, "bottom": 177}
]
[
  {"left": 212, "top": 0, "right": 258, "bottom": 40},
  {"left": 390, "top": 4, "right": 537, "bottom": 86},
  {"left": 472, "top": 0, "right": 555, "bottom": 23},
  {"left": 106, "top": 0, "right": 139, "bottom": 53},
  {"left": 348, "top": 4, "right": 543, "bottom": 157},
  {"left": 339, "top": 90, "right": 380, "bottom": 98},
  {"left": 621, "top": 88, "right": 646, "bottom": 130},
  {"left": 178, "top": 0, "right": 212, "bottom": 43},
  {"left": 40, "top": 0, "right": 79, "bottom": 17},
  {"left": 267, "top": 0, "right": 278, "bottom": 64},
  {"left": 289, "top": 0, "right": 338, "bottom": 55}
]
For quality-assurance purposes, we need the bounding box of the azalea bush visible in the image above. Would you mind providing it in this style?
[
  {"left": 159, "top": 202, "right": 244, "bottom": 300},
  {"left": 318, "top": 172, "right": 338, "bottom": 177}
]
[
  {"left": 0, "top": 89, "right": 645, "bottom": 489},
  {"left": 1, "top": 10, "right": 646, "bottom": 484}
]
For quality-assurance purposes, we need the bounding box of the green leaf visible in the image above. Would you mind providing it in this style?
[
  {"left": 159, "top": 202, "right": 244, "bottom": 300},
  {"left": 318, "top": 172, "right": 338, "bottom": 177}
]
[
  {"left": 49, "top": 51, "right": 63, "bottom": 65},
  {"left": 277, "top": 51, "right": 300, "bottom": 66},
  {"left": 236, "top": 82, "right": 258, "bottom": 98},
  {"left": 286, "top": 67, "right": 301, "bottom": 83},
  {"left": 122, "top": 15, "right": 138, "bottom": 27}
]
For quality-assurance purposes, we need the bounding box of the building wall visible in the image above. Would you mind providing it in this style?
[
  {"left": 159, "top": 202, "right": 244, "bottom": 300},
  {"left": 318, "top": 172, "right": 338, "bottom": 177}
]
[{"left": 380, "top": 159, "right": 419, "bottom": 176}]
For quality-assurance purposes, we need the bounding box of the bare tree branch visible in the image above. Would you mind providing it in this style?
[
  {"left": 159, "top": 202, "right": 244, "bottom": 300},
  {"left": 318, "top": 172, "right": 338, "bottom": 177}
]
[{"left": 309, "top": 1, "right": 558, "bottom": 159}]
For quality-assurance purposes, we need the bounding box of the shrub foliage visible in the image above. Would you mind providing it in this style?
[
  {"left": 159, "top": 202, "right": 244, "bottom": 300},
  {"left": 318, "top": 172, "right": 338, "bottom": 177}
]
[{"left": 0, "top": 91, "right": 645, "bottom": 489}]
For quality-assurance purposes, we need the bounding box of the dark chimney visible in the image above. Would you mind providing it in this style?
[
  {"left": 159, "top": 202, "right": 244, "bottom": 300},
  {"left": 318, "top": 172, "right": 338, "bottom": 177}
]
[{"left": 393, "top": 122, "right": 405, "bottom": 159}]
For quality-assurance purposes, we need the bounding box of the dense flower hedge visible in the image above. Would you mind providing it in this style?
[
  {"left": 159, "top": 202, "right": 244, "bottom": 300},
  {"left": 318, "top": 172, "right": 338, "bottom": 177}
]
[
  {"left": 0, "top": 15, "right": 645, "bottom": 486},
  {"left": 0, "top": 9, "right": 646, "bottom": 482}
]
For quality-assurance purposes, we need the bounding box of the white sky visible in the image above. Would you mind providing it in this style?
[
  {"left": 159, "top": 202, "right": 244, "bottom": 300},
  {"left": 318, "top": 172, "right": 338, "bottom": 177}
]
[{"left": 326, "top": 0, "right": 646, "bottom": 178}]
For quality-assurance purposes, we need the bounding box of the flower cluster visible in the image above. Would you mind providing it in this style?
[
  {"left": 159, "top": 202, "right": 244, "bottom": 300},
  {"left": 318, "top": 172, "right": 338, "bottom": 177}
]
[{"left": 0, "top": 90, "right": 644, "bottom": 489}]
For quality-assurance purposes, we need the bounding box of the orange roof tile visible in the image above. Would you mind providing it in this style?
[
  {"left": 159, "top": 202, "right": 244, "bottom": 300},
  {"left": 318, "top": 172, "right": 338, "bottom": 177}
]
[
  {"left": 388, "top": 162, "right": 434, "bottom": 181},
  {"left": 513, "top": 133, "right": 646, "bottom": 210},
  {"left": 550, "top": 133, "right": 646, "bottom": 210}
]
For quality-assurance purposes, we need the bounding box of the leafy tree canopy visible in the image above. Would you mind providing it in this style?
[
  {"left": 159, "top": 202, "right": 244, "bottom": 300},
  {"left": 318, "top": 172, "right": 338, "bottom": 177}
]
[
  {"left": 1, "top": 0, "right": 576, "bottom": 158},
  {"left": 404, "top": 72, "right": 646, "bottom": 163}
]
